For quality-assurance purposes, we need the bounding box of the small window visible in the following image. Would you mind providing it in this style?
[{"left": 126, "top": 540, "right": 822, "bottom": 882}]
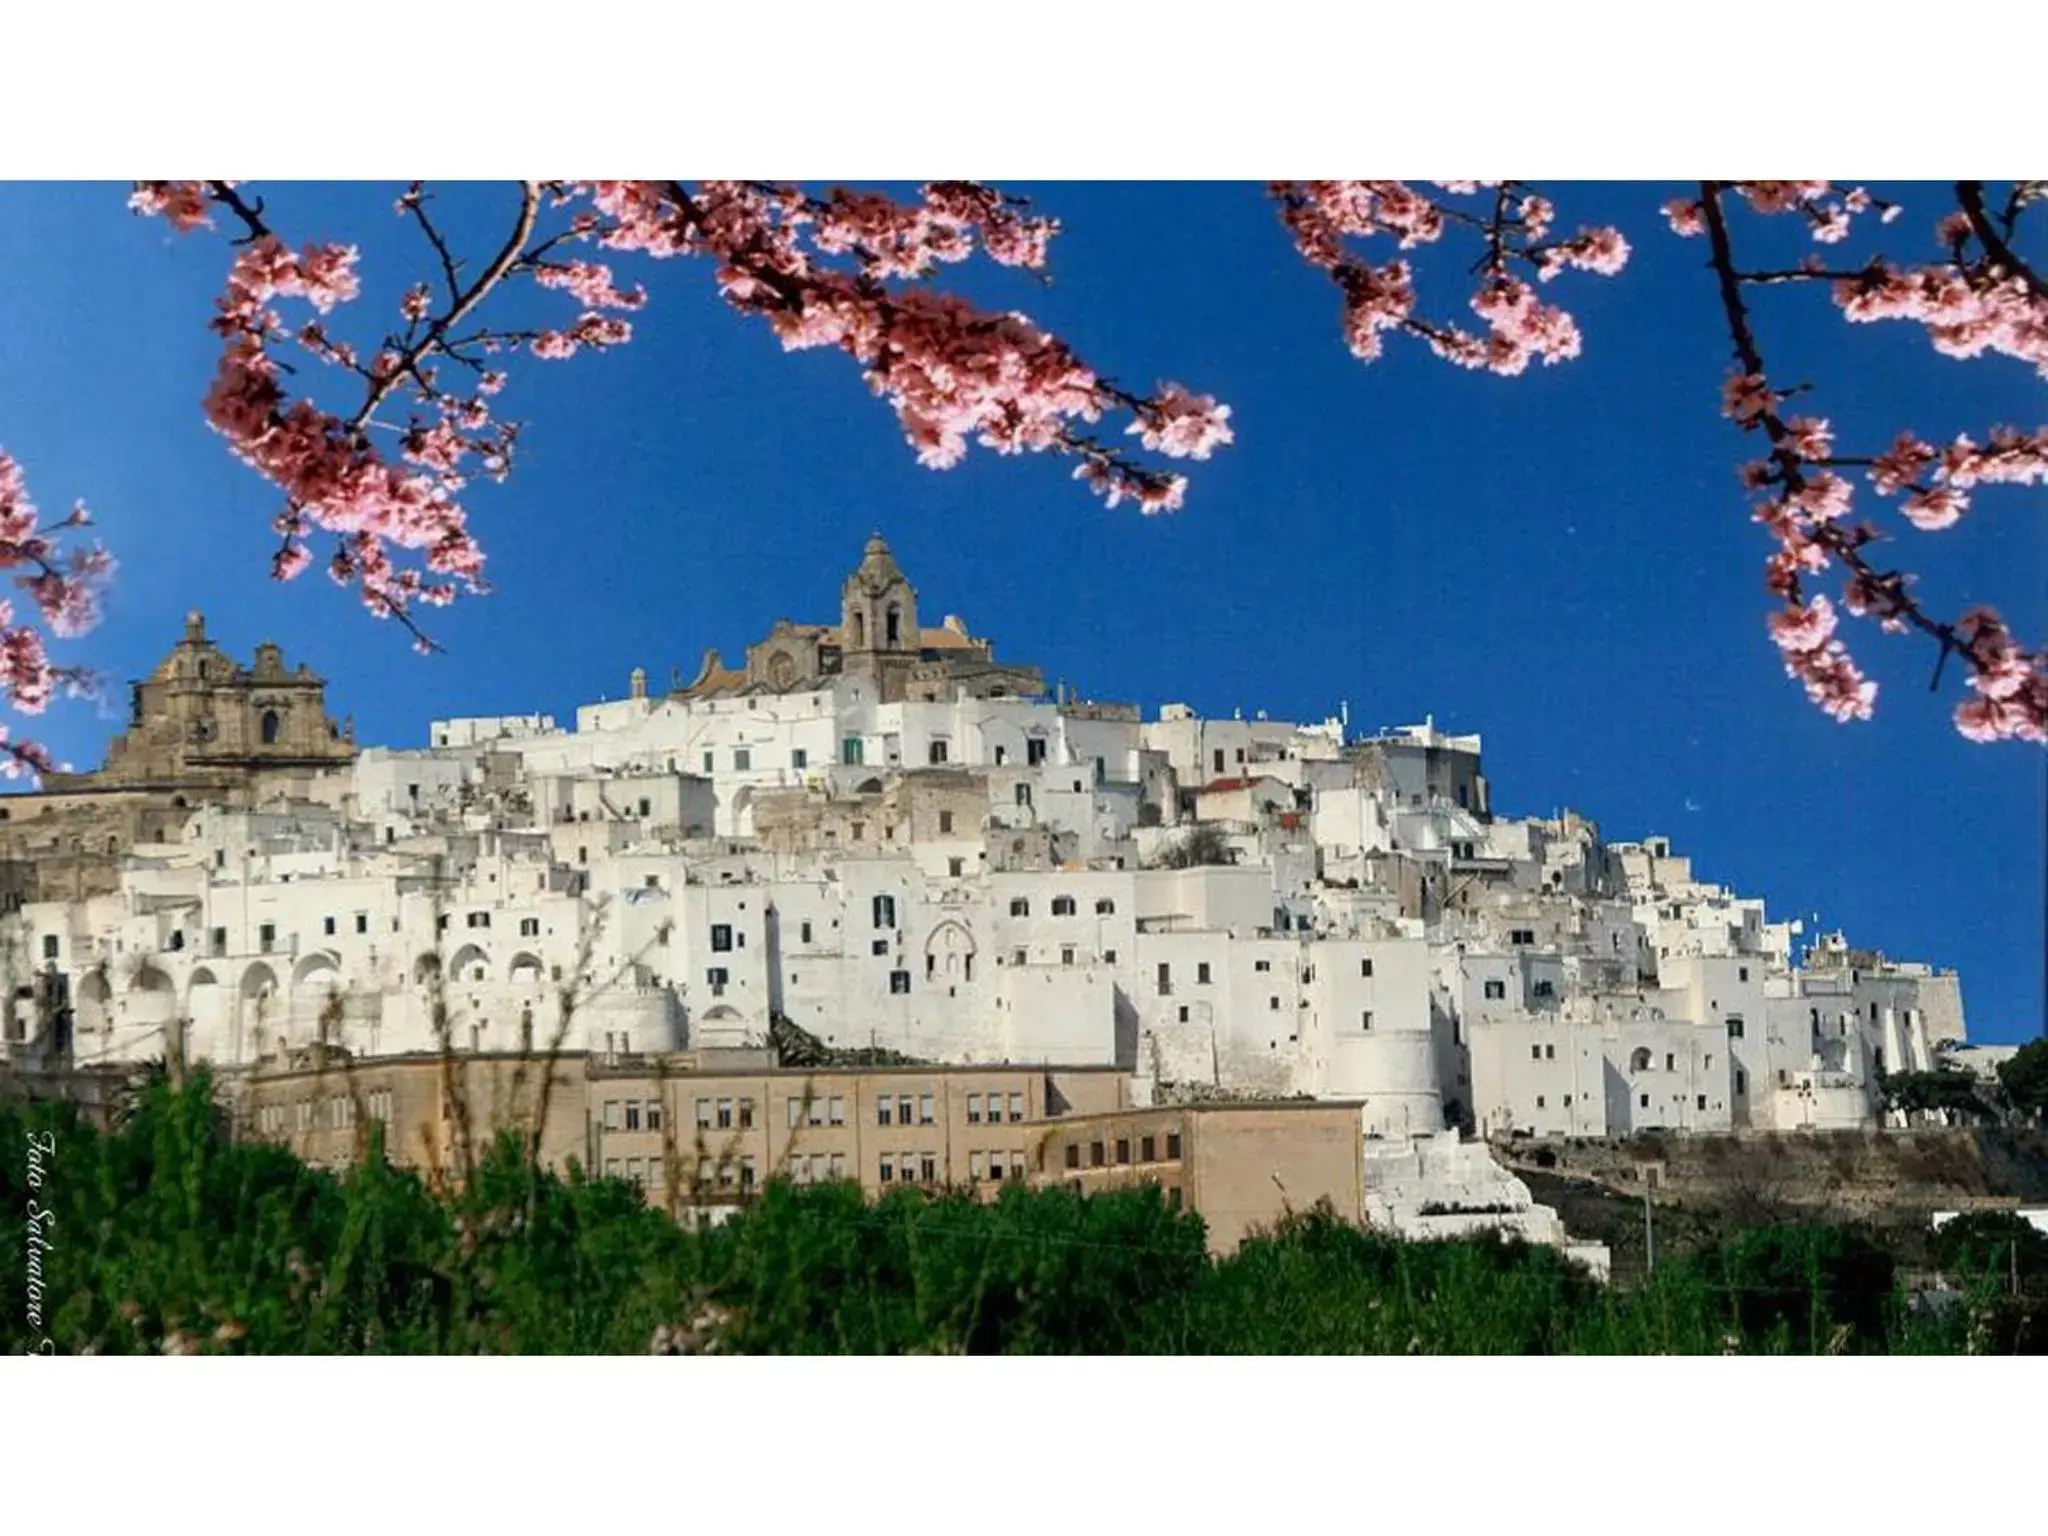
[
  {"left": 799, "top": 920, "right": 813, "bottom": 945},
  {"left": 647, "top": 1100, "right": 664, "bottom": 1131},
  {"left": 872, "top": 895, "right": 897, "bottom": 930},
  {"left": 1008, "top": 1092, "right": 1022, "bottom": 1122},
  {"left": 919, "top": 1095, "right": 934, "bottom": 1125},
  {"left": 1064, "top": 1144, "right": 1080, "bottom": 1170},
  {"left": 1140, "top": 1135, "right": 1156, "bottom": 1162},
  {"left": 1697, "top": 1095, "right": 1708, "bottom": 1111},
  {"left": 733, "top": 748, "right": 752, "bottom": 771},
  {"left": 1090, "top": 1141, "right": 1106, "bottom": 1168},
  {"left": 702, "top": 751, "right": 715, "bottom": 773},
  {"left": 356, "top": 913, "right": 370, "bottom": 935},
  {"left": 792, "top": 747, "right": 808, "bottom": 770},
  {"left": 1197, "top": 962, "right": 1212, "bottom": 985},
  {"left": 1727, "top": 1016, "right": 1746, "bottom": 1040},
  {"left": 879, "top": 1155, "right": 895, "bottom": 1184},
  {"left": 1009, "top": 897, "right": 1030, "bottom": 917},
  {"left": 1361, "top": 1011, "right": 1374, "bottom": 1030},
  {"left": 878, "top": 1099, "right": 894, "bottom": 1127},
  {"left": 1166, "top": 1132, "right": 1182, "bottom": 1160},
  {"left": 928, "top": 740, "right": 948, "bottom": 765},
  {"left": 323, "top": 915, "right": 336, "bottom": 936},
  {"left": 1483, "top": 979, "right": 1506, "bottom": 1000},
  {"left": 967, "top": 1094, "right": 982, "bottom": 1124},
  {"left": 41, "top": 935, "right": 58, "bottom": 960},
  {"left": 1639, "top": 1094, "right": 1650, "bottom": 1109},
  {"left": 1052, "top": 896, "right": 1076, "bottom": 917},
  {"left": 710, "top": 924, "right": 733, "bottom": 952},
  {"left": 938, "top": 810, "right": 954, "bottom": 834},
  {"left": 889, "top": 970, "right": 911, "bottom": 994}
]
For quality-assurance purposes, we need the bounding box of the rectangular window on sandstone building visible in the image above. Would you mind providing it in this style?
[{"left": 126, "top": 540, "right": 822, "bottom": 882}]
[
  {"left": 696, "top": 1098, "right": 712, "bottom": 1129},
  {"left": 920, "top": 1153, "right": 937, "bottom": 1183},
  {"left": 604, "top": 1101, "right": 622, "bottom": 1132},
  {"left": 968, "top": 1094, "right": 982, "bottom": 1124},
  {"left": 1141, "top": 1135, "right": 1156, "bottom": 1163},
  {"left": 323, "top": 915, "right": 336, "bottom": 935},
  {"left": 1115, "top": 1139, "right": 1131, "bottom": 1165},
  {"left": 1090, "top": 1141, "right": 1106, "bottom": 1168},
  {"left": 1362, "top": 1011, "right": 1374, "bottom": 1030},
  {"left": 625, "top": 1102, "right": 642, "bottom": 1131},
  {"left": 939, "top": 810, "right": 954, "bottom": 834},
  {"left": 646, "top": 1100, "right": 663, "bottom": 1131},
  {"left": 928, "top": 740, "right": 948, "bottom": 765},
  {"left": 878, "top": 1099, "right": 893, "bottom": 1127},
  {"left": 1065, "top": 1143, "right": 1080, "bottom": 1169},
  {"left": 898, "top": 1095, "right": 913, "bottom": 1125},
  {"left": 1008, "top": 1092, "right": 1023, "bottom": 1122},
  {"left": 872, "top": 895, "right": 896, "bottom": 929},
  {"left": 1028, "top": 738, "right": 1048, "bottom": 766},
  {"left": 717, "top": 1097, "right": 733, "bottom": 1129},
  {"left": 788, "top": 1097, "right": 804, "bottom": 1129},
  {"left": 829, "top": 1096, "right": 845, "bottom": 1126},
  {"left": 879, "top": 1155, "right": 894, "bottom": 1183},
  {"left": 970, "top": 1151, "right": 985, "bottom": 1181},
  {"left": 1166, "top": 1132, "right": 1183, "bottom": 1159},
  {"left": 919, "top": 1094, "right": 934, "bottom": 1125}
]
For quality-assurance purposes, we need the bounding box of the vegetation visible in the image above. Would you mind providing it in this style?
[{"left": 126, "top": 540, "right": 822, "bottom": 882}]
[
  {"left": 1151, "top": 825, "right": 1235, "bottom": 870},
  {"left": 1999, "top": 1039, "right": 2048, "bottom": 1123},
  {"left": 5, "top": 1074, "right": 2040, "bottom": 1355},
  {"left": 1878, "top": 1067, "right": 1998, "bottom": 1124}
]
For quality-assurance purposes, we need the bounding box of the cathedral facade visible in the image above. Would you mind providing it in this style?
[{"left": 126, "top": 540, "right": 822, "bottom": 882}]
[{"left": 679, "top": 534, "right": 1046, "bottom": 706}]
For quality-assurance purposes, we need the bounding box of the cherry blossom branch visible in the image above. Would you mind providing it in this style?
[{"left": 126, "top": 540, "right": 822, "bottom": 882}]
[
  {"left": 0, "top": 447, "right": 112, "bottom": 782},
  {"left": 1270, "top": 181, "right": 1629, "bottom": 374},
  {"left": 1692, "top": 180, "right": 2046, "bottom": 742}
]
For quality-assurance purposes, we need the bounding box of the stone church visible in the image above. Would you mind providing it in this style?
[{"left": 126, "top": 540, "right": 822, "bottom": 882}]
[
  {"left": 679, "top": 533, "right": 1045, "bottom": 705},
  {"left": 2, "top": 612, "right": 355, "bottom": 903}
]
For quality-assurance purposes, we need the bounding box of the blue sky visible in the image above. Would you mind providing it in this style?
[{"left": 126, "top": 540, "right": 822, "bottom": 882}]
[{"left": 0, "top": 180, "right": 2040, "bottom": 1040}]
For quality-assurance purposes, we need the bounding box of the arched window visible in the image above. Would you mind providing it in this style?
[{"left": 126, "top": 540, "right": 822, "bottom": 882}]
[
  {"left": 885, "top": 604, "right": 901, "bottom": 646},
  {"left": 260, "top": 709, "right": 281, "bottom": 745},
  {"left": 1629, "top": 1047, "right": 1653, "bottom": 1073}
]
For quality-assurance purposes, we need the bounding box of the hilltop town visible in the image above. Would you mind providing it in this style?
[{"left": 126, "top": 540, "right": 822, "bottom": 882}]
[{"left": 0, "top": 535, "right": 1986, "bottom": 1263}]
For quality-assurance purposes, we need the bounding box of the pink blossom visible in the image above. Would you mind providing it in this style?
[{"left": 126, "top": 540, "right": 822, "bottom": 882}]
[
  {"left": 1867, "top": 431, "right": 1937, "bottom": 494},
  {"left": 1721, "top": 372, "right": 1774, "bottom": 425},
  {"left": 128, "top": 181, "right": 212, "bottom": 232},
  {"left": 1783, "top": 416, "right": 1833, "bottom": 460},
  {"left": 1128, "top": 385, "right": 1234, "bottom": 461},
  {"left": 1900, "top": 486, "right": 1965, "bottom": 530},
  {"left": 1791, "top": 472, "right": 1853, "bottom": 523},
  {"left": 1663, "top": 199, "right": 1705, "bottom": 237},
  {"left": 1768, "top": 595, "right": 1840, "bottom": 655},
  {"left": 401, "top": 284, "right": 432, "bottom": 322}
]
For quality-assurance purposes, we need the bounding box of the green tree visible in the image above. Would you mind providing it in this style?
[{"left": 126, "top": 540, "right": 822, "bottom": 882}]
[{"left": 1997, "top": 1039, "right": 2048, "bottom": 1122}]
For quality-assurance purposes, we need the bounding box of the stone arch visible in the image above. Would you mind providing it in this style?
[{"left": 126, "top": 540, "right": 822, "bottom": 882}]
[
  {"left": 413, "top": 952, "right": 442, "bottom": 985},
  {"left": 239, "top": 961, "right": 280, "bottom": 1001},
  {"left": 855, "top": 777, "right": 883, "bottom": 795},
  {"left": 1629, "top": 1046, "right": 1653, "bottom": 1074},
  {"left": 448, "top": 943, "right": 490, "bottom": 984},
  {"left": 260, "top": 709, "right": 282, "bottom": 745},
  {"left": 129, "top": 961, "right": 175, "bottom": 995},
  {"left": 508, "top": 952, "right": 546, "bottom": 987},
  {"left": 923, "top": 919, "right": 978, "bottom": 981}
]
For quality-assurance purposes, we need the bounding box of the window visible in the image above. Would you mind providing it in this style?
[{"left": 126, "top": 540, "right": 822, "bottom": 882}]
[
  {"left": 1115, "top": 1138, "right": 1131, "bottom": 1165},
  {"left": 1640, "top": 1094, "right": 1650, "bottom": 1109},
  {"left": 1531, "top": 1045, "right": 1543, "bottom": 1061},
  {"left": 1736, "top": 1070, "right": 1747, "bottom": 1094},
  {"left": 40, "top": 934, "right": 58, "bottom": 960},
  {"left": 260, "top": 709, "right": 281, "bottom": 745},
  {"left": 1665, "top": 1053, "right": 1676, "bottom": 1071},
  {"left": 879, "top": 1154, "right": 895, "bottom": 1183},
  {"left": 898, "top": 1095, "right": 914, "bottom": 1126},
  {"left": 872, "top": 895, "right": 896, "bottom": 929},
  {"left": 1105, "top": 949, "right": 1117, "bottom": 965},
  {"left": 928, "top": 740, "right": 948, "bottom": 765},
  {"left": 1697, "top": 1095, "right": 1708, "bottom": 1111},
  {"left": 1269, "top": 997, "right": 1280, "bottom": 1011},
  {"left": 1166, "top": 1132, "right": 1182, "bottom": 1159},
  {"left": 919, "top": 1094, "right": 934, "bottom": 1125},
  {"left": 323, "top": 915, "right": 337, "bottom": 936},
  {"left": 702, "top": 751, "right": 715, "bottom": 774},
  {"left": 637, "top": 797, "right": 652, "bottom": 818},
  {"left": 1009, "top": 897, "right": 1030, "bottom": 917},
  {"left": 625, "top": 1101, "right": 642, "bottom": 1131},
  {"left": 211, "top": 927, "right": 226, "bottom": 954},
  {"left": 259, "top": 922, "right": 276, "bottom": 952},
  {"left": 949, "top": 858, "right": 965, "bottom": 877},
  {"left": 829, "top": 1096, "right": 845, "bottom": 1127},
  {"left": 1090, "top": 1141, "right": 1106, "bottom": 1168},
  {"left": 878, "top": 1099, "right": 894, "bottom": 1127},
  {"left": 1511, "top": 929, "right": 1535, "bottom": 946},
  {"left": 1362, "top": 1011, "right": 1375, "bottom": 1030},
  {"left": 1052, "top": 896, "right": 1076, "bottom": 917},
  {"left": 787, "top": 1097, "right": 804, "bottom": 1130},
  {"left": 519, "top": 917, "right": 538, "bottom": 937},
  {"left": 1483, "top": 979, "right": 1506, "bottom": 1000},
  {"left": 792, "top": 747, "right": 808, "bottom": 770},
  {"left": 713, "top": 1097, "right": 732, "bottom": 1129},
  {"left": 938, "top": 810, "right": 954, "bottom": 835},
  {"left": 889, "top": 970, "right": 911, "bottom": 994},
  {"left": 1061, "top": 946, "right": 1075, "bottom": 967},
  {"left": 1254, "top": 959, "right": 1271, "bottom": 974},
  {"left": 1727, "top": 1016, "right": 1746, "bottom": 1040},
  {"left": 842, "top": 737, "right": 864, "bottom": 766},
  {"left": 1157, "top": 962, "right": 1172, "bottom": 993},
  {"left": 970, "top": 1151, "right": 985, "bottom": 1181},
  {"left": 711, "top": 923, "right": 733, "bottom": 951},
  {"left": 919, "top": 1153, "right": 937, "bottom": 1183},
  {"left": 968, "top": 1094, "right": 982, "bottom": 1124},
  {"left": 646, "top": 1100, "right": 663, "bottom": 1132},
  {"left": 605, "top": 1158, "right": 622, "bottom": 1180},
  {"left": 1536, "top": 1097, "right": 1546, "bottom": 1110},
  {"left": 799, "top": 920, "right": 813, "bottom": 945},
  {"left": 1361, "top": 957, "right": 1375, "bottom": 977},
  {"left": 1197, "top": 962, "right": 1212, "bottom": 985},
  {"left": 1008, "top": 1092, "right": 1023, "bottom": 1123},
  {"left": 733, "top": 748, "right": 751, "bottom": 772},
  {"left": 626, "top": 1157, "right": 645, "bottom": 1187},
  {"left": 1026, "top": 738, "right": 1048, "bottom": 766},
  {"left": 1065, "top": 1143, "right": 1080, "bottom": 1170},
  {"left": 1141, "top": 1135, "right": 1156, "bottom": 1162},
  {"left": 807, "top": 1095, "right": 826, "bottom": 1129},
  {"left": 706, "top": 967, "right": 729, "bottom": 992},
  {"left": 1014, "top": 783, "right": 1032, "bottom": 808},
  {"left": 1739, "top": 965, "right": 1750, "bottom": 982}
]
